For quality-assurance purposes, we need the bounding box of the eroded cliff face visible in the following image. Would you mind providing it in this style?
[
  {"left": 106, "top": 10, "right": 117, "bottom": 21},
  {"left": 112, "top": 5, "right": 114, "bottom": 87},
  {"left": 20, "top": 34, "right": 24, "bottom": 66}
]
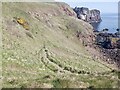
[{"left": 73, "top": 7, "right": 102, "bottom": 23}]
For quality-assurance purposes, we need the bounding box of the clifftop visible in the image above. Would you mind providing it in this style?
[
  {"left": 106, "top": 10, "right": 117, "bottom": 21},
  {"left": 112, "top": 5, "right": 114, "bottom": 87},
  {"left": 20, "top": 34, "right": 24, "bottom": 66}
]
[{"left": 2, "top": 2, "right": 119, "bottom": 88}]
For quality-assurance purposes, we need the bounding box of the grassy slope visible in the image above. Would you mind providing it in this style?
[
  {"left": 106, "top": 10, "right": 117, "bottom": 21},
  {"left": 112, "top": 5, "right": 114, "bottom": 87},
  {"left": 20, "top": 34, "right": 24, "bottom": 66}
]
[
  {"left": 0, "top": 2, "right": 2, "bottom": 89},
  {"left": 2, "top": 2, "right": 119, "bottom": 88}
]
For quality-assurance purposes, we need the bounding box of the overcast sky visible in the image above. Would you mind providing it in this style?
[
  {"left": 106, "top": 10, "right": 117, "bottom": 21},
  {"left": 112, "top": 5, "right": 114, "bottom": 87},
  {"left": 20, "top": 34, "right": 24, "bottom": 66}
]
[
  {"left": 68, "top": 2, "right": 118, "bottom": 14},
  {"left": 2, "top": 0, "right": 119, "bottom": 13},
  {"left": 55, "top": 0, "right": 119, "bottom": 2},
  {"left": 55, "top": 0, "right": 119, "bottom": 14}
]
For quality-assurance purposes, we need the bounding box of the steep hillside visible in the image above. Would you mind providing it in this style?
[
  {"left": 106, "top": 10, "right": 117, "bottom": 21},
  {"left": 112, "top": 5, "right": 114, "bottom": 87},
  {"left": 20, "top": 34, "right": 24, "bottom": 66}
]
[
  {"left": 2, "top": 2, "right": 119, "bottom": 88},
  {"left": 0, "top": 33, "right": 1, "bottom": 89}
]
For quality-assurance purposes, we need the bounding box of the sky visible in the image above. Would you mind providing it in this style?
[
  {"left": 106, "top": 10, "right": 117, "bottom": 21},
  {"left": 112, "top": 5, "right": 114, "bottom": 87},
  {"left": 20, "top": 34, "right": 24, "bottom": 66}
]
[
  {"left": 55, "top": 0, "right": 119, "bottom": 14},
  {"left": 55, "top": 0, "right": 119, "bottom": 2},
  {"left": 2, "top": 0, "right": 119, "bottom": 14},
  {"left": 67, "top": 2, "right": 118, "bottom": 14}
]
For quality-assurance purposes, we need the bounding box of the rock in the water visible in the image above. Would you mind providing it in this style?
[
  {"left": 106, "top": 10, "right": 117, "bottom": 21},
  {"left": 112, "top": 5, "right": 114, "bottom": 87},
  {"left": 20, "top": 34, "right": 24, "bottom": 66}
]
[{"left": 73, "top": 7, "right": 102, "bottom": 23}]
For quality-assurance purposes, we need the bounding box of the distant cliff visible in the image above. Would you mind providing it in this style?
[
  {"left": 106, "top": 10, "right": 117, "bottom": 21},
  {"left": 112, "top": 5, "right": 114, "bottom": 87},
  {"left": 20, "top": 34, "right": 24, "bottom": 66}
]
[{"left": 73, "top": 7, "right": 102, "bottom": 23}]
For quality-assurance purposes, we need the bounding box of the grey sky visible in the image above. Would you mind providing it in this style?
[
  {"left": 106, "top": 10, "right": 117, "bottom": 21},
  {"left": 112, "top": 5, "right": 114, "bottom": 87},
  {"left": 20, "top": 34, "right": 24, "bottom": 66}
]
[
  {"left": 55, "top": 0, "right": 118, "bottom": 14},
  {"left": 66, "top": 2, "right": 118, "bottom": 14}
]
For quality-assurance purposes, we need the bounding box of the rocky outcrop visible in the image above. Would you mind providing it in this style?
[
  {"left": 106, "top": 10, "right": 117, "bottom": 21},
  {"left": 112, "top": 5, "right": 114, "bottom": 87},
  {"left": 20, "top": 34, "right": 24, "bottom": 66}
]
[
  {"left": 73, "top": 7, "right": 102, "bottom": 23},
  {"left": 73, "top": 7, "right": 120, "bottom": 70},
  {"left": 100, "top": 48, "right": 120, "bottom": 69},
  {"left": 96, "top": 32, "right": 120, "bottom": 49},
  {"left": 116, "top": 40, "right": 120, "bottom": 48}
]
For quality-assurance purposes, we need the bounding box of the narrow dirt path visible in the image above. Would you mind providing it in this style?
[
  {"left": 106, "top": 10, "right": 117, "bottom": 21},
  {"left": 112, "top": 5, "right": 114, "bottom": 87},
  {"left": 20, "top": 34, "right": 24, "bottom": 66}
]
[{"left": 39, "top": 46, "right": 116, "bottom": 76}]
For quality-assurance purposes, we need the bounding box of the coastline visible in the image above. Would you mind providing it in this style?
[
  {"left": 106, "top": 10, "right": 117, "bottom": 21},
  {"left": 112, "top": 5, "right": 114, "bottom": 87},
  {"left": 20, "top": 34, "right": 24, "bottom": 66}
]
[{"left": 95, "top": 13, "right": 118, "bottom": 33}]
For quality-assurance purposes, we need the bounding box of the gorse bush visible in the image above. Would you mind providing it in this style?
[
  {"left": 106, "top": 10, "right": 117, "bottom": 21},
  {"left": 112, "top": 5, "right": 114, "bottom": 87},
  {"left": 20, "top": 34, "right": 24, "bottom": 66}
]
[{"left": 16, "top": 17, "right": 30, "bottom": 30}]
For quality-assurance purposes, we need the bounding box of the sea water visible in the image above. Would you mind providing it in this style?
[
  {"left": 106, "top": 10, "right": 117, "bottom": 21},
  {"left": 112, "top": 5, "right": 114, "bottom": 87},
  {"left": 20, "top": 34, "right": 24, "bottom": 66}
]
[{"left": 91, "top": 13, "right": 118, "bottom": 33}]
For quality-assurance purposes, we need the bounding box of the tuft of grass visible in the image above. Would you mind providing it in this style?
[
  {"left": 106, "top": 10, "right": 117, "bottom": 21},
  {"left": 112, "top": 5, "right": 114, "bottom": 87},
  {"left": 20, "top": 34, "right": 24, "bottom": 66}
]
[
  {"left": 25, "top": 31, "right": 34, "bottom": 39},
  {"left": 52, "top": 79, "right": 72, "bottom": 88}
]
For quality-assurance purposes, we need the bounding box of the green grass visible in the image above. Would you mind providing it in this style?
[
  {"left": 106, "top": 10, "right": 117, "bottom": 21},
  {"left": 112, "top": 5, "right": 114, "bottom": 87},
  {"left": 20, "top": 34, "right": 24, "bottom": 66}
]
[{"left": 2, "top": 2, "right": 119, "bottom": 88}]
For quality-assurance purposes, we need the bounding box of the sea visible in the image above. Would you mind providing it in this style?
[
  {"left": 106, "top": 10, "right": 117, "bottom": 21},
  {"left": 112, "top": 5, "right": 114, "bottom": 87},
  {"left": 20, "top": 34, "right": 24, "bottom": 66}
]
[{"left": 91, "top": 13, "right": 118, "bottom": 33}]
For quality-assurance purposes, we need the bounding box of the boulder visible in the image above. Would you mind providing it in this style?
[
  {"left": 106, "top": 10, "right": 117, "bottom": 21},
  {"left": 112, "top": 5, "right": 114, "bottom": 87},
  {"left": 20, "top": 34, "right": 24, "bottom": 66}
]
[{"left": 116, "top": 39, "right": 120, "bottom": 49}]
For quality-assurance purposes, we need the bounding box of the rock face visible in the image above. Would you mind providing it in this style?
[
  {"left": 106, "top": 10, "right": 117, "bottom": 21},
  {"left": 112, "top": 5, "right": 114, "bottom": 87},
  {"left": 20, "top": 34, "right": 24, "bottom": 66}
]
[
  {"left": 73, "top": 7, "right": 102, "bottom": 23},
  {"left": 96, "top": 32, "right": 120, "bottom": 49}
]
